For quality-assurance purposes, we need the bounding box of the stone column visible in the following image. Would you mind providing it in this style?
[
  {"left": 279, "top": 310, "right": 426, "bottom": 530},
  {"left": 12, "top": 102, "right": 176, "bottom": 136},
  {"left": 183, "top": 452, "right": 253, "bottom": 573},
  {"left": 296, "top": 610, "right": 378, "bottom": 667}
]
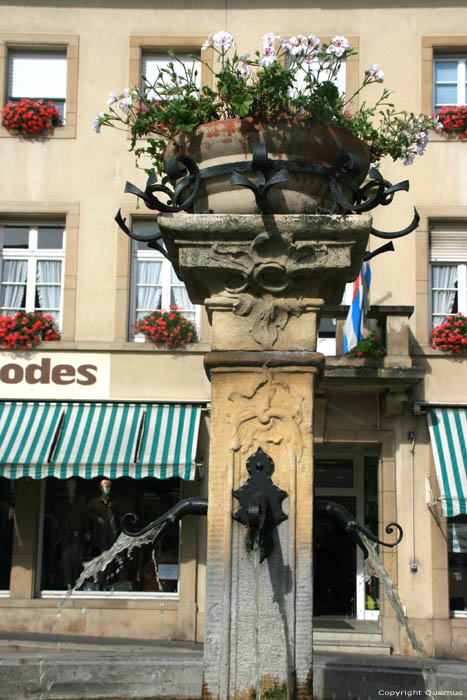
[{"left": 158, "top": 213, "right": 371, "bottom": 700}]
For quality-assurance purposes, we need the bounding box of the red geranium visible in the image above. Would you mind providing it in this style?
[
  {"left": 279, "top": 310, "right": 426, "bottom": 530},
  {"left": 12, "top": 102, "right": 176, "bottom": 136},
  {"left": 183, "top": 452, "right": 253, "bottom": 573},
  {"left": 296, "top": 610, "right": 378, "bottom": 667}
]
[
  {"left": 432, "top": 313, "right": 467, "bottom": 353},
  {"left": 0, "top": 311, "right": 61, "bottom": 350},
  {"left": 434, "top": 106, "right": 467, "bottom": 141},
  {"left": 133, "top": 306, "right": 197, "bottom": 348},
  {"left": 2, "top": 99, "right": 62, "bottom": 136}
]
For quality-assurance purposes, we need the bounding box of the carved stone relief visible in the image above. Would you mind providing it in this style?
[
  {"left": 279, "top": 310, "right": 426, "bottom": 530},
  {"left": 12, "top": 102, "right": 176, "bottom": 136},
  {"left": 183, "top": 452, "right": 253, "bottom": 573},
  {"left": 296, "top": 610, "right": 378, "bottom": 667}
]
[
  {"left": 209, "top": 225, "right": 327, "bottom": 349},
  {"left": 229, "top": 368, "right": 304, "bottom": 459}
]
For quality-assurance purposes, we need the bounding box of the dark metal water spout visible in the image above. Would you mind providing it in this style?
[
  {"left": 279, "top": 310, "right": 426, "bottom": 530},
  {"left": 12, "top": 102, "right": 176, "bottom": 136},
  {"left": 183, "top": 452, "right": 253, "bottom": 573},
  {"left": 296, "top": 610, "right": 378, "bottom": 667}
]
[
  {"left": 120, "top": 477, "right": 402, "bottom": 563},
  {"left": 232, "top": 447, "right": 288, "bottom": 562},
  {"left": 121, "top": 496, "right": 208, "bottom": 547},
  {"left": 316, "top": 499, "right": 403, "bottom": 558}
]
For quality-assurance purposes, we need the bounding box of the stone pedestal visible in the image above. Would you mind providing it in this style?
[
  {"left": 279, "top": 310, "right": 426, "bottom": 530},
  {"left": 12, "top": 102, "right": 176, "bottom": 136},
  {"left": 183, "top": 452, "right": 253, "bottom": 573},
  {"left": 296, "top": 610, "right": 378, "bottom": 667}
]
[{"left": 158, "top": 213, "right": 371, "bottom": 700}]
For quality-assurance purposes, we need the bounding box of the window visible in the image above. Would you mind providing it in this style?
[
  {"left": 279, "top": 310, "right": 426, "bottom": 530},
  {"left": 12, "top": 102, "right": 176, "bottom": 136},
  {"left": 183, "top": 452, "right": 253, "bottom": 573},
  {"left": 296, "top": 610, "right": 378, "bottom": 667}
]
[
  {"left": 0, "top": 35, "right": 78, "bottom": 138},
  {"left": 130, "top": 220, "right": 197, "bottom": 339},
  {"left": 422, "top": 38, "right": 467, "bottom": 118},
  {"left": 433, "top": 56, "right": 467, "bottom": 109},
  {"left": 0, "top": 222, "right": 65, "bottom": 327},
  {"left": 7, "top": 49, "right": 67, "bottom": 120},
  {"left": 39, "top": 476, "right": 181, "bottom": 594},
  {"left": 430, "top": 223, "right": 467, "bottom": 328},
  {"left": 288, "top": 55, "right": 347, "bottom": 99},
  {"left": 129, "top": 36, "right": 213, "bottom": 100},
  {"left": 141, "top": 51, "right": 201, "bottom": 100}
]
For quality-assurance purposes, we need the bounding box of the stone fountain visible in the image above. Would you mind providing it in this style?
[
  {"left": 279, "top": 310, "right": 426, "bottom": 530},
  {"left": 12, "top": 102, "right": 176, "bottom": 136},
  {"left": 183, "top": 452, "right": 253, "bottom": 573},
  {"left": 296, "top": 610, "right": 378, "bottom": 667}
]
[{"left": 117, "top": 142, "right": 415, "bottom": 700}]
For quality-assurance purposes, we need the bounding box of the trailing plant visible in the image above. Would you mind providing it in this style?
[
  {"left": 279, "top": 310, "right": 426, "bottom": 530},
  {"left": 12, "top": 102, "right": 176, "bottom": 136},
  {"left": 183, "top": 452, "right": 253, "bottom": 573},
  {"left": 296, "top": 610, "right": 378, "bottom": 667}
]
[
  {"left": 133, "top": 306, "right": 197, "bottom": 348},
  {"left": 93, "top": 31, "right": 442, "bottom": 175},
  {"left": 2, "top": 99, "right": 62, "bottom": 136},
  {"left": 432, "top": 313, "right": 467, "bottom": 354},
  {"left": 0, "top": 312, "right": 61, "bottom": 350},
  {"left": 346, "top": 334, "right": 387, "bottom": 359},
  {"left": 434, "top": 105, "right": 467, "bottom": 141}
]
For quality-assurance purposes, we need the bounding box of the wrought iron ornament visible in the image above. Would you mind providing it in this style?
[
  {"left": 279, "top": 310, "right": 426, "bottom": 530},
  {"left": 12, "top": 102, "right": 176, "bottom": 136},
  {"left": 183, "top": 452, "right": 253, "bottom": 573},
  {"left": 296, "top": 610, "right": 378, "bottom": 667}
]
[
  {"left": 232, "top": 447, "right": 288, "bottom": 562},
  {"left": 115, "top": 143, "right": 420, "bottom": 248}
]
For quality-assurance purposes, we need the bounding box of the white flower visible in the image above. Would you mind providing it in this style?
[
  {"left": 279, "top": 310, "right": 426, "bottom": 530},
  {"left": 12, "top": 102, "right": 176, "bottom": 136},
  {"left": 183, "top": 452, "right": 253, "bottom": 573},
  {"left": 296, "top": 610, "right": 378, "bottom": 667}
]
[
  {"left": 434, "top": 117, "right": 444, "bottom": 133},
  {"left": 289, "top": 34, "right": 307, "bottom": 56},
  {"left": 262, "top": 32, "right": 276, "bottom": 49},
  {"left": 307, "top": 34, "right": 321, "bottom": 49},
  {"left": 201, "top": 34, "right": 213, "bottom": 50},
  {"left": 280, "top": 37, "right": 293, "bottom": 53},
  {"left": 118, "top": 95, "right": 133, "bottom": 114},
  {"left": 368, "top": 64, "right": 384, "bottom": 80},
  {"left": 327, "top": 35, "right": 351, "bottom": 57},
  {"left": 236, "top": 53, "right": 251, "bottom": 76},
  {"left": 258, "top": 48, "right": 278, "bottom": 68},
  {"left": 92, "top": 112, "right": 105, "bottom": 133},
  {"left": 403, "top": 152, "right": 416, "bottom": 166},
  {"left": 212, "top": 31, "right": 234, "bottom": 50},
  {"left": 107, "top": 91, "right": 117, "bottom": 106}
]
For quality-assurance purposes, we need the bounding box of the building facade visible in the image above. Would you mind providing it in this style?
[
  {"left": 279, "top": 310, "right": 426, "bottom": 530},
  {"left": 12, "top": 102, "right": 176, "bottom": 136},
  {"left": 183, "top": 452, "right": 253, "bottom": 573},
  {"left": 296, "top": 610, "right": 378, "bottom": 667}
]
[{"left": 0, "top": 0, "right": 467, "bottom": 660}]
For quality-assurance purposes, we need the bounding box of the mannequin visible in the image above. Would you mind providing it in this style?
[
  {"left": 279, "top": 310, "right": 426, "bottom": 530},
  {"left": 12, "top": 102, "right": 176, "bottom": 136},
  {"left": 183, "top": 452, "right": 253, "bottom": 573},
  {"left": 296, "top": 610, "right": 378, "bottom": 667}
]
[
  {"left": 87, "top": 478, "right": 120, "bottom": 589},
  {"left": 56, "top": 478, "right": 88, "bottom": 589}
]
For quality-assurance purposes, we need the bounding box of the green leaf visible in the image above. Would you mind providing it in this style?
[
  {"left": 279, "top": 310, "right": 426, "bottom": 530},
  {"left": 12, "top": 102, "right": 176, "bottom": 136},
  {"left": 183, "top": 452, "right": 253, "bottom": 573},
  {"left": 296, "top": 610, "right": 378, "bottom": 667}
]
[{"left": 230, "top": 93, "right": 254, "bottom": 117}]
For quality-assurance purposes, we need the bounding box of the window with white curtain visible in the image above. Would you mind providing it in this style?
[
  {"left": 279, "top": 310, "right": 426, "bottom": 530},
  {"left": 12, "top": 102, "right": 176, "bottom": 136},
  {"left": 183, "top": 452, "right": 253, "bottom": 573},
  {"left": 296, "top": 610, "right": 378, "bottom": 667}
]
[
  {"left": 7, "top": 49, "right": 67, "bottom": 120},
  {"left": 430, "top": 223, "right": 467, "bottom": 328},
  {"left": 141, "top": 51, "right": 201, "bottom": 100},
  {"left": 129, "top": 220, "right": 198, "bottom": 340},
  {"left": 433, "top": 56, "right": 467, "bottom": 110},
  {"left": 0, "top": 223, "right": 65, "bottom": 327}
]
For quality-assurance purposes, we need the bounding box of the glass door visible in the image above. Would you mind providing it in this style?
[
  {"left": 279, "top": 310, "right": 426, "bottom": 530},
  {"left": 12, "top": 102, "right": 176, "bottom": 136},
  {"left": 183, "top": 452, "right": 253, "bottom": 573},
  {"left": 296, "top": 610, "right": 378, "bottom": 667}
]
[{"left": 314, "top": 452, "right": 379, "bottom": 620}]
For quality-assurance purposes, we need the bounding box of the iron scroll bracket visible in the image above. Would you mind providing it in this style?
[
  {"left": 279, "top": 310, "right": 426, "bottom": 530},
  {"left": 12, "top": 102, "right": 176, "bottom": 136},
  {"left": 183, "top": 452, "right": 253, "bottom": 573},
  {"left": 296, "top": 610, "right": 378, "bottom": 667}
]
[{"left": 115, "top": 144, "right": 421, "bottom": 249}]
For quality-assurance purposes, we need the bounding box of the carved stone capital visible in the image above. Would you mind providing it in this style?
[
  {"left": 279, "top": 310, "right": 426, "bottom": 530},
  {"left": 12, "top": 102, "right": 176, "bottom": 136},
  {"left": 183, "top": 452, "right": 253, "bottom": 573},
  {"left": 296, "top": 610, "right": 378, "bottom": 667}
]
[{"left": 158, "top": 213, "right": 371, "bottom": 306}]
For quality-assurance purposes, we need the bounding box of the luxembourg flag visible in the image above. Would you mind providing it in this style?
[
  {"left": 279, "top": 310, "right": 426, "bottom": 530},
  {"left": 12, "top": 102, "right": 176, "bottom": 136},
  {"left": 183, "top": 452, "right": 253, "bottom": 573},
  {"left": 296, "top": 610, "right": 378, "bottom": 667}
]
[{"left": 344, "top": 262, "right": 371, "bottom": 353}]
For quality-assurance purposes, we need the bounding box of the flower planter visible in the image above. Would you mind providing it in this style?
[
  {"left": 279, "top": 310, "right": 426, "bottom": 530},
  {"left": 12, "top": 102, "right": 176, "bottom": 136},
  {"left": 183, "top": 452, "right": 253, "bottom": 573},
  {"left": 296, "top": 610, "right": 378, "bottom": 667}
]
[{"left": 164, "top": 118, "right": 371, "bottom": 214}]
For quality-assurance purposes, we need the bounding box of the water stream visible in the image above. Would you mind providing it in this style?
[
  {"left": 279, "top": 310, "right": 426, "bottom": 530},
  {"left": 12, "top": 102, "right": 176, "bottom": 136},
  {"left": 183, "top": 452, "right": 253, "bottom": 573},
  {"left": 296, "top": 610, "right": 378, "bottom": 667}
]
[
  {"left": 51, "top": 522, "right": 166, "bottom": 628},
  {"left": 361, "top": 533, "right": 437, "bottom": 691},
  {"left": 252, "top": 533, "right": 261, "bottom": 700}
]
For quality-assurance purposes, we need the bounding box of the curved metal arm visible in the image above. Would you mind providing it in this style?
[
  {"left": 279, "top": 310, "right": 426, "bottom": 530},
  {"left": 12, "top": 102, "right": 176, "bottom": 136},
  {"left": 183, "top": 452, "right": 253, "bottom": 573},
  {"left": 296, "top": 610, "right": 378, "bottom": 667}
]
[
  {"left": 121, "top": 496, "right": 208, "bottom": 539},
  {"left": 316, "top": 499, "right": 403, "bottom": 559}
]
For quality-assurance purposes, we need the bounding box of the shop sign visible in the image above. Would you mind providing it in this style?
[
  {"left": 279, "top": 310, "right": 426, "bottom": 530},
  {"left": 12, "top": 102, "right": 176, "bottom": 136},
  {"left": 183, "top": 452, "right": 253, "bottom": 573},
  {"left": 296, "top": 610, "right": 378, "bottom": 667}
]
[{"left": 0, "top": 353, "right": 110, "bottom": 399}]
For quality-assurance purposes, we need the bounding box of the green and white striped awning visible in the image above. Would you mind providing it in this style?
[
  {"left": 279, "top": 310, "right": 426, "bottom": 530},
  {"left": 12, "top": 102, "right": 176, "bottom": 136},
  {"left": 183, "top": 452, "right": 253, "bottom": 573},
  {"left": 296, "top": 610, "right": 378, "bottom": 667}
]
[
  {"left": 0, "top": 401, "right": 202, "bottom": 481},
  {"left": 427, "top": 407, "right": 467, "bottom": 517}
]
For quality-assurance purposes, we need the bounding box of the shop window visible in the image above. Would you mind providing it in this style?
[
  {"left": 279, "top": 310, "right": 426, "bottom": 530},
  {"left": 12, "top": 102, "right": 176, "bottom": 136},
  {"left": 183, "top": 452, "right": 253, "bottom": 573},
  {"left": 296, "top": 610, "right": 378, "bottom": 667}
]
[
  {"left": 39, "top": 476, "right": 181, "bottom": 594},
  {"left": 448, "top": 515, "right": 467, "bottom": 613},
  {"left": 433, "top": 56, "right": 467, "bottom": 110},
  {"left": 129, "top": 220, "right": 198, "bottom": 339},
  {"left": 0, "top": 478, "right": 14, "bottom": 591},
  {"left": 430, "top": 223, "right": 467, "bottom": 328},
  {"left": 7, "top": 49, "right": 67, "bottom": 120},
  {"left": 0, "top": 222, "right": 65, "bottom": 328},
  {"left": 141, "top": 51, "right": 201, "bottom": 99}
]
